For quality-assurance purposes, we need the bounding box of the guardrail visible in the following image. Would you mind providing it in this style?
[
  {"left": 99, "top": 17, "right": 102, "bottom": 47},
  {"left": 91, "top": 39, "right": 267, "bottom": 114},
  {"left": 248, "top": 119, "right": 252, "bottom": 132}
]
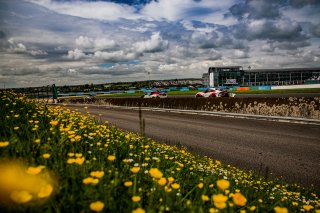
[{"left": 57, "top": 104, "right": 320, "bottom": 126}]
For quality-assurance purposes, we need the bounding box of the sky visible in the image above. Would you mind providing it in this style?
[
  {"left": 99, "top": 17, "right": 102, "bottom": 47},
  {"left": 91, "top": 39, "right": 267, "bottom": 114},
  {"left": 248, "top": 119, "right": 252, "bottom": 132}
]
[{"left": 0, "top": 0, "right": 320, "bottom": 88}]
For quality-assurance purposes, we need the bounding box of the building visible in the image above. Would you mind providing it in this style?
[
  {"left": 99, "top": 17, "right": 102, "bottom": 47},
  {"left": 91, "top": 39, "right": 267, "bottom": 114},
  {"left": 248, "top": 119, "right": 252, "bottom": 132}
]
[{"left": 203, "top": 66, "right": 320, "bottom": 87}]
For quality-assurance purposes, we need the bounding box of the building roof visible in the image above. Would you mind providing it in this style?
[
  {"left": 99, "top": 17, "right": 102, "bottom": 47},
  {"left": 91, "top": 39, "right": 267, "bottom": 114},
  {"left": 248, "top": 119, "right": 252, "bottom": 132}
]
[{"left": 245, "top": 67, "right": 320, "bottom": 72}]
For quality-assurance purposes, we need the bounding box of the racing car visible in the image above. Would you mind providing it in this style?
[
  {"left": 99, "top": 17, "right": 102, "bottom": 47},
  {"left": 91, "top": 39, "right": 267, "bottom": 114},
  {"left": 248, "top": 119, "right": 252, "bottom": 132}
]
[
  {"left": 195, "top": 88, "right": 229, "bottom": 98},
  {"left": 141, "top": 91, "right": 168, "bottom": 98}
]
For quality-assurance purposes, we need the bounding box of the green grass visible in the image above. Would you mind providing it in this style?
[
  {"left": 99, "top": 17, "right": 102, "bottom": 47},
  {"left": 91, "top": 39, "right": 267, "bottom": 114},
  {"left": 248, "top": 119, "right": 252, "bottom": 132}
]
[{"left": 1, "top": 90, "right": 319, "bottom": 212}]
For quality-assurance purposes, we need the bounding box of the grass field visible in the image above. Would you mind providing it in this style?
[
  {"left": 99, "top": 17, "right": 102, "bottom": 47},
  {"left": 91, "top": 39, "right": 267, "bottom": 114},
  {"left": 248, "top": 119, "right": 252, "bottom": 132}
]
[{"left": 1, "top": 90, "right": 319, "bottom": 212}]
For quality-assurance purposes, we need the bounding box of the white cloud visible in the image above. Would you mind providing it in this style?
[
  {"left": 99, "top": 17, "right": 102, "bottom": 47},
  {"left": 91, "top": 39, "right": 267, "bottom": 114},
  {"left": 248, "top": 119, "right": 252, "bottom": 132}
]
[
  {"left": 75, "top": 36, "right": 117, "bottom": 51},
  {"left": 67, "top": 48, "right": 89, "bottom": 60},
  {"left": 27, "top": 0, "right": 142, "bottom": 20},
  {"left": 133, "top": 32, "right": 168, "bottom": 53}
]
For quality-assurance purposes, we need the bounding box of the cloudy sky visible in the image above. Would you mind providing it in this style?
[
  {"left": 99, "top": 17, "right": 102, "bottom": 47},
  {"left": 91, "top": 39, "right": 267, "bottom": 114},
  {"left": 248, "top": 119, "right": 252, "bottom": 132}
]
[{"left": 0, "top": 0, "right": 320, "bottom": 88}]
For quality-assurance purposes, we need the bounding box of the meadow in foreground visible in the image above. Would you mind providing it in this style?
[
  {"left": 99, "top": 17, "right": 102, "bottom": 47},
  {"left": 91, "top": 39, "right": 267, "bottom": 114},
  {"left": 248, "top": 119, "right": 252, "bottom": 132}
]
[{"left": 0, "top": 90, "right": 319, "bottom": 213}]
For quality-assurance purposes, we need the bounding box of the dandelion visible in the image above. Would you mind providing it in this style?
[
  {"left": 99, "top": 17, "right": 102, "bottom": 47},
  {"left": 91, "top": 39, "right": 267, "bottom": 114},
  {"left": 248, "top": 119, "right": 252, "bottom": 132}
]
[
  {"left": 250, "top": 206, "right": 256, "bottom": 211},
  {"left": 14, "top": 127, "right": 19, "bottom": 130},
  {"left": 26, "top": 166, "right": 45, "bottom": 175},
  {"left": 201, "top": 195, "right": 209, "bottom": 202},
  {"left": 132, "top": 196, "right": 141, "bottom": 202},
  {"left": 124, "top": 181, "right": 133, "bottom": 187},
  {"left": 198, "top": 183, "right": 204, "bottom": 189},
  {"left": 149, "top": 168, "right": 163, "bottom": 179},
  {"left": 108, "top": 155, "right": 116, "bottom": 161},
  {"left": 303, "top": 205, "right": 314, "bottom": 211},
  {"left": 132, "top": 208, "right": 145, "bottom": 213},
  {"left": 90, "top": 201, "right": 104, "bottom": 212},
  {"left": 10, "top": 190, "right": 33, "bottom": 203},
  {"left": 38, "top": 184, "right": 53, "bottom": 198},
  {"left": 0, "top": 141, "right": 9, "bottom": 147},
  {"left": 130, "top": 167, "right": 140, "bottom": 173},
  {"left": 212, "top": 194, "right": 228, "bottom": 209},
  {"left": 90, "top": 171, "right": 104, "bottom": 178},
  {"left": 217, "top": 179, "right": 230, "bottom": 191},
  {"left": 158, "top": 178, "right": 167, "bottom": 186},
  {"left": 233, "top": 192, "right": 247, "bottom": 206},
  {"left": 34, "top": 139, "right": 41, "bottom": 143},
  {"left": 50, "top": 121, "right": 58, "bottom": 126},
  {"left": 42, "top": 153, "right": 51, "bottom": 159},
  {"left": 274, "top": 206, "right": 288, "bottom": 213},
  {"left": 171, "top": 183, "right": 180, "bottom": 189}
]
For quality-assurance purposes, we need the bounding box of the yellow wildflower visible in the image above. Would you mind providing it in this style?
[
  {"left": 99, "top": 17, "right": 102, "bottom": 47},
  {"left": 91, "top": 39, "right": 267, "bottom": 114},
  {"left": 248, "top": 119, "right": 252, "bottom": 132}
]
[
  {"left": 75, "top": 157, "right": 85, "bottom": 165},
  {"left": 38, "top": 184, "right": 53, "bottom": 198},
  {"left": 90, "top": 171, "right": 104, "bottom": 178},
  {"left": 171, "top": 183, "right": 180, "bottom": 189},
  {"left": 26, "top": 166, "right": 45, "bottom": 175},
  {"left": 90, "top": 201, "right": 104, "bottom": 212},
  {"left": 14, "top": 127, "right": 19, "bottom": 130},
  {"left": 124, "top": 181, "right": 133, "bottom": 187},
  {"left": 130, "top": 167, "right": 140, "bottom": 173},
  {"left": 217, "top": 179, "right": 230, "bottom": 191},
  {"left": 168, "top": 177, "right": 174, "bottom": 183},
  {"left": 42, "top": 153, "right": 51, "bottom": 159},
  {"left": 198, "top": 183, "right": 204, "bottom": 189},
  {"left": 233, "top": 192, "right": 247, "bottom": 206},
  {"left": 50, "top": 121, "right": 58, "bottom": 126},
  {"left": 10, "top": 190, "right": 33, "bottom": 203},
  {"left": 158, "top": 177, "right": 167, "bottom": 186},
  {"left": 250, "top": 206, "right": 256, "bottom": 211},
  {"left": 201, "top": 195, "right": 209, "bottom": 202},
  {"left": 212, "top": 194, "right": 228, "bottom": 209},
  {"left": 132, "top": 208, "right": 145, "bottom": 213},
  {"left": 132, "top": 196, "right": 141, "bottom": 202},
  {"left": 303, "top": 205, "right": 314, "bottom": 211},
  {"left": 0, "top": 141, "right": 9, "bottom": 147},
  {"left": 149, "top": 168, "right": 163, "bottom": 179},
  {"left": 274, "top": 206, "right": 288, "bottom": 213},
  {"left": 34, "top": 139, "right": 41, "bottom": 143},
  {"left": 108, "top": 155, "right": 116, "bottom": 161}
]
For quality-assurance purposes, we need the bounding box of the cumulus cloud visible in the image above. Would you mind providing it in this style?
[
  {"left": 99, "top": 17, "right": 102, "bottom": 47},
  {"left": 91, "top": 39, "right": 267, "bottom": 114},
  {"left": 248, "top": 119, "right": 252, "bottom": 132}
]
[
  {"left": 67, "top": 49, "right": 90, "bottom": 60},
  {"left": 133, "top": 32, "right": 168, "bottom": 53},
  {"left": 75, "top": 36, "right": 117, "bottom": 51},
  {"left": 27, "top": 0, "right": 142, "bottom": 20}
]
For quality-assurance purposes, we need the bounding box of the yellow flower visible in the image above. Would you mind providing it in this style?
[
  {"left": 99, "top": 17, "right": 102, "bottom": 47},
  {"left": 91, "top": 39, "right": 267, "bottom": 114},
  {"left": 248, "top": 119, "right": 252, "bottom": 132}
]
[
  {"left": 171, "top": 183, "right": 180, "bottom": 189},
  {"left": 132, "top": 196, "right": 141, "bottom": 202},
  {"left": 26, "top": 166, "right": 45, "bottom": 175},
  {"left": 90, "top": 201, "right": 104, "bottom": 212},
  {"left": 198, "top": 183, "right": 204, "bottom": 189},
  {"left": 50, "top": 121, "right": 59, "bottom": 126},
  {"left": 233, "top": 192, "right": 247, "bottom": 206},
  {"left": 217, "top": 179, "right": 230, "bottom": 191},
  {"left": 132, "top": 208, "right": 145, "bottom": 213},
  {"left": 34, "top": 139, "right": 41, "bottom": 143},
  {"left": 42, "top": 153, "right": 51, "bottom": 159},
  {"left": 124, "top": 181, "right": 133, "bottom": 187},
  {"left": 38, "top": 184, "right": 53, "bottom": 198},
  {"left": 158, "top": 177, "right": 167, "bottom": 186},
  {"left": 168, "top": 177, "right": 174, "bottom": 183},
  {"left": 10, "top": 190, "right": 33, "bottom": 203},
  {"left": 250, "top": 206, "right": 256, "bottom": 211},
  {"left": 201, "top": 195, "right": 209, "bottom": 202},
  {"left": 90, "top": 171, "right": 104, "bottom": 178},
  {"left": 75, "top": 157, "right": 85, "bottom": 165},
  {"left": 130, "top": 167, "right": 140, "bottom": 173},
  {"left": 303, "top": 205, "right": 314, "bottom": 211},
  {"left": 212, "top": 194, "right": 228, "bottom": 209},
  {"left": 274, "top": 206, "right": 288, "bottom": 213},
  {"left": 149, "top": 168, "right": 163, "bottom": 179},
  {"left": 0, "top": 141, "right": 9, "bottom": 147},
  {"left": 14, "top": 127, "right": 19, "bottom": 130},
  {"left": 108, "top": 155, "right": 116, "bottom": 161}
]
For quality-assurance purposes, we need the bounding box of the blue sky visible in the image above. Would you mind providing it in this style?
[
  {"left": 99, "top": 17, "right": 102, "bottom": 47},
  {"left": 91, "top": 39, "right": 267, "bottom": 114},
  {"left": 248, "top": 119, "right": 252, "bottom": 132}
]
[{"left": 0, "top": 0, "right": 320, "bottom": 88}]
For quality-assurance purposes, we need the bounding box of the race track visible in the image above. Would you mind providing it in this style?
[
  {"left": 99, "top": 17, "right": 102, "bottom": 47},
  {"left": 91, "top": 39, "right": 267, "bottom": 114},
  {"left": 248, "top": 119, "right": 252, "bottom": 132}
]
[{"left": 65, "top": 105, "right": 320, "bottom": 188}]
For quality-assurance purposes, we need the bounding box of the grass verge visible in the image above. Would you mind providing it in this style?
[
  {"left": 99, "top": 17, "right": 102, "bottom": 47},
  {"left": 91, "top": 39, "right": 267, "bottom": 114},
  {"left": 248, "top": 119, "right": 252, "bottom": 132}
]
[{"left": 0, "top": 90, "right": 319, "bottom": 212}]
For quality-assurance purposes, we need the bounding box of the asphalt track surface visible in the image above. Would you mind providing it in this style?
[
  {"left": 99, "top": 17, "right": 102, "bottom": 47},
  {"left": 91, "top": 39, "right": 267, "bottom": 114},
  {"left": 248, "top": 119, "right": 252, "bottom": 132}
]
[{"left": 66, "top": 105, "right": 320, "bottom": 189}]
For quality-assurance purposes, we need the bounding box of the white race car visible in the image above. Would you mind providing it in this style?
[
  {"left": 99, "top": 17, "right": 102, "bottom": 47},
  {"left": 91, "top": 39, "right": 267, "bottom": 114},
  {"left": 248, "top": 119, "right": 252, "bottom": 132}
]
[
  {"left": 141, "top": 91, "right": 168, "bottom": 98},
  {"left": 195, "top": 88, "right": 229, "bottom": 98}
]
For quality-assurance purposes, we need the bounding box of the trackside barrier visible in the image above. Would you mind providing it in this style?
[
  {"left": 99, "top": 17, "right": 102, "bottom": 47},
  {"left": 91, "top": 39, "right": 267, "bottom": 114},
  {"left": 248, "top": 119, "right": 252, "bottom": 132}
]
[{"left": 59, "top": 104, "right": 320, "bottom": 126}]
